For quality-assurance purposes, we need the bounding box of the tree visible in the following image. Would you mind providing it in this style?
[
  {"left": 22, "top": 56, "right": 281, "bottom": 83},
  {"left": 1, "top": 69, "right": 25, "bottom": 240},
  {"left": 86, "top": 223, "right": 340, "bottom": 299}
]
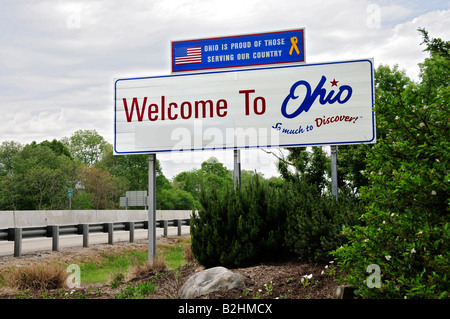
[
  {"left": 333, "top": 30, "right": 449, "bottom": 298},
  {"left": 38, "top": 139, "right": 72, "bottom": 159},
  {"left": 101, "top": 144, "right": 148, "bottom": 191},
  {"left": 77, "top": 165, "right": 128, "bottom": 209},
  {"left": 0, "top": 141, "right": 24, "bottom": 210},
  {"left": 173, "top": 157, "right": 233, "bottom": 207},
  {"left": 62, "top": 129, "right": 108, "bottom": 165},
  {"left": 1, "top": 143, "right": 77, "bottom": 210},
  {"left": 276, "top": 146, "right": 329, "bottom": 193}
]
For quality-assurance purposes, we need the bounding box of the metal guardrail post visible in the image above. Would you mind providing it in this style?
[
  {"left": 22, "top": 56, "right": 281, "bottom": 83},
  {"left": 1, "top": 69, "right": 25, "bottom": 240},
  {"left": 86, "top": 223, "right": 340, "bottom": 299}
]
[
  {"left": 177, "top": 219, "right": 182, "bottom": 236},
  {"left": 80, "top": 224, "right": 89, "bottom": 247},
  {"left": 127, "top": 222, "right": 134, "bottom": 243},
  {"left": 52, "top": 225, "right": 59, "bottom": 252},
  {"left": 163, "top": 220, "right": 168, "bottom": 237},
  {"left": 106, "top": 223, "right": 113, "bottom": 244},
  {"left": 14, "top": 228, "right": 22, "bottom": 257}
]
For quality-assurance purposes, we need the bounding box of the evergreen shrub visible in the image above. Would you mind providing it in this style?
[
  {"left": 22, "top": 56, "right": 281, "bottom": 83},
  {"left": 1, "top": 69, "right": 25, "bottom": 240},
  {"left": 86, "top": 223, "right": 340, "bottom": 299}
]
[
  {"left": 190, "top": 176, "right": 289, "bottom": 268},
  {"left": 284, "top": 181, "right": 363, "bottom": 262},
  {"left": 190, "top": 175, "right": 362, "bottom": 267}
]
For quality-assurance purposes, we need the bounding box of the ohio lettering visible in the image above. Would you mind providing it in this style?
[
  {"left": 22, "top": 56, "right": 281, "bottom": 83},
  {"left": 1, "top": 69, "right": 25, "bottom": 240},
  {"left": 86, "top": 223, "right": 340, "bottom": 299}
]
[{"left": 281, "top": 75, "right": 353, "bottom": 119}]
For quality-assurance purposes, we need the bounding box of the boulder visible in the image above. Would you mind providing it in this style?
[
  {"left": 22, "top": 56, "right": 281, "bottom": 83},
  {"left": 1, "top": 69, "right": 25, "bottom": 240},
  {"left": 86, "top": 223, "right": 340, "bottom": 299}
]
[{"left": 179, "top": 266, "right": 248, "bottom": 299}]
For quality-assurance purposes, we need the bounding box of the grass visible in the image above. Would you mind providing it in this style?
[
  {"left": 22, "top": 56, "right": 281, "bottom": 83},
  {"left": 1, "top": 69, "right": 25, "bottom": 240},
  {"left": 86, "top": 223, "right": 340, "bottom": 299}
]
[
  {"left": 0, "top": 236, "right": 193, "bottom": 295},
  {"left": 79, "top": 250, "right": 148, "bottom": 283},
  {"left": 115, "top": 281, "right": 157, "bottom": 299},
  {"left": 5, "top": 264, "right": 67, "bottom": 291},
  {"left": 79, "top": 237, "right": 191, "bottom": 284}
]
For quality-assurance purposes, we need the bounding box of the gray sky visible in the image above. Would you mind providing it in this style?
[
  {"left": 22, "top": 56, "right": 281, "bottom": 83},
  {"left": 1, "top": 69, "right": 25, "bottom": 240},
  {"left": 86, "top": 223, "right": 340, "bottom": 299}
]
[{"left": 1, "top": 0, "right": 449, "bottom": 178}]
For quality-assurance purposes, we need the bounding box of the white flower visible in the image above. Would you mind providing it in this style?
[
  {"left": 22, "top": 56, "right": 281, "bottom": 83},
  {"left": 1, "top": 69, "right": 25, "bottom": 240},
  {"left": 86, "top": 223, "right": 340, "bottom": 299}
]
[
  {"left": 390, "top": 213, "right": 395, "bottom": 217},
  {"left": 385, "top": 255, "right": 391, "bottom": 261},
  {"left": 431, "top": 190, "right": 437, "bottom": 195},
  {"left": 395, "top": 116, "right": 399, "bottom": 120},
  {"left": 321, "top": 270, "right": 325, "bottom": 275},
  {"left": 423, "top": 105, "right": 428, "bottom": 110},
  {"left": 329, "top": 261, "right": 334, "bottom": 264},
  {"left": 419, "top": 122, "right": 425, "bottom": 127},
  {"left": 411, "top": 248, "right": 416, "bottom": 254},
  {"left": 301, "top": 274, "right": 313, "bottom": 283}
]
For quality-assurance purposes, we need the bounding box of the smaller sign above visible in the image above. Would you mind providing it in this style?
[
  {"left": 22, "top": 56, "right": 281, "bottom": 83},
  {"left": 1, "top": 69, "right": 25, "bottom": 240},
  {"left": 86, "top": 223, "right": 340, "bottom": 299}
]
[{"left": 172, "top": 29, "right": 305, "bottom": 72}]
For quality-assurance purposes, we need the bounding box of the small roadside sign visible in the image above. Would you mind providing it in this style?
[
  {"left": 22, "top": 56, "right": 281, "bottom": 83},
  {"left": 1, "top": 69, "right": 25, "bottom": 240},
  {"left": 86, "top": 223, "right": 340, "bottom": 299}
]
[
  {"left": 172, "top": 29, "right": 305, "bottom": 72},
  {"left": 68, "top": 189, "right": 73, "bottom": 199}
]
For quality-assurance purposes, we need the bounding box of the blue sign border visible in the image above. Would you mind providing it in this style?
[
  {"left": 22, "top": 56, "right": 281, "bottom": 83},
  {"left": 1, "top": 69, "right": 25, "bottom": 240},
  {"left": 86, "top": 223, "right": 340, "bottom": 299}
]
[
  {"left": 171, "top": 29, "right": 305, "bottom": 72},
  {"left": 114, "top": 59, "right": 375, "bottom": 155}
]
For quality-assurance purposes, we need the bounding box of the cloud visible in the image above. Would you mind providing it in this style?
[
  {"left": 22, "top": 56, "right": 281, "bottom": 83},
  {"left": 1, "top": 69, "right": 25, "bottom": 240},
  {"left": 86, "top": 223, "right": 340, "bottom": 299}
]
[{"left": 0, "top": 0, "right": 449, "bottom": 178}]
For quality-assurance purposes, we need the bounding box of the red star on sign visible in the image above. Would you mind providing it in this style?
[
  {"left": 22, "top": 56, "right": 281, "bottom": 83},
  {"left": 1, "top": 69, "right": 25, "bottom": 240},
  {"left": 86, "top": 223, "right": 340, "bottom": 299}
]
[{"left": 330, "top": 78, "right": 339, "bottom": 87}]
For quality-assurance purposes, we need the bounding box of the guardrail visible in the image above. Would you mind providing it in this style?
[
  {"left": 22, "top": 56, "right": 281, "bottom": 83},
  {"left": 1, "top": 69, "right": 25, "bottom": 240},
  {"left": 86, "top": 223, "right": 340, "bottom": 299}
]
[{"left": 0, "top": 219, "right": 190, "bottom": 257}]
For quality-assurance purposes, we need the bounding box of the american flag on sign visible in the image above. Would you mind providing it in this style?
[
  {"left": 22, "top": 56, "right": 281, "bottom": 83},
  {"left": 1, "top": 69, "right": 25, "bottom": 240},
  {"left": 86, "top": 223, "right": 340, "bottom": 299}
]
[{"left": 174, "top": 46, "right": 202, "bottom": 65}]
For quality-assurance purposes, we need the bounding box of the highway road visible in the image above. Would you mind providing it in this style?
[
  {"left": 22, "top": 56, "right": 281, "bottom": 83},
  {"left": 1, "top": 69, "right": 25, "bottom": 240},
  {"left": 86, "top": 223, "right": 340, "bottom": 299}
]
[{"left": 0, "top": 226, "right": 190, "bottom": 257}]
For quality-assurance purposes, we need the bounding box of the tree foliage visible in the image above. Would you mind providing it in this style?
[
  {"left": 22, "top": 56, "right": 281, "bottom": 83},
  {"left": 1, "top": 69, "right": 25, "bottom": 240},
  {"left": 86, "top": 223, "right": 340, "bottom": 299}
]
[
  {"left": 0, "top": 142, "right": 77, "bottom": 210},
  {"left": 61, "top": 129, "right": 108, "bottom": 165},
  {"left": 332, "top": 29, "right": 449, "bottom": 299},
  {"left": 0, "top": 130, "right": 208, "bottom": 210}
]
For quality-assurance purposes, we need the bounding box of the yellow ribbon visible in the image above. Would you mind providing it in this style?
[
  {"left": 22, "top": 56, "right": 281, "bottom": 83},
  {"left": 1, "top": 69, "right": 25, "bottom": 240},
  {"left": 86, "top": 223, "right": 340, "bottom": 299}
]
[{"left": 289, "top": 36, "right": 300, "bottom": 56}]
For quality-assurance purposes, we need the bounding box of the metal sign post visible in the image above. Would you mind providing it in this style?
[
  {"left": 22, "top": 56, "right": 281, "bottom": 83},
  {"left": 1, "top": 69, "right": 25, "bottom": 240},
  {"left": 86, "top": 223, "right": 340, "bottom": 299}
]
[
  {"left": 68, "top": 189, "right": 73, "bottom": 210},
  {"left": 234, "top": 149, "right": 241, "bottom": 189},
  {"left": 330, "top": 145, "right": 338, "bottom": 201},
  {"left": 148, "top": 154, "right": 156, "bottom": 264}
]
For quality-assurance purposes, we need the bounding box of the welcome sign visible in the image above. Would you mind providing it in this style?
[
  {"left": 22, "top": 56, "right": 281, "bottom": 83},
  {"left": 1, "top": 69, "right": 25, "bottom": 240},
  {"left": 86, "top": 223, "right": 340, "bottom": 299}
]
[{"left": 114, "top": 59, "right": 375, "bottom": 155}]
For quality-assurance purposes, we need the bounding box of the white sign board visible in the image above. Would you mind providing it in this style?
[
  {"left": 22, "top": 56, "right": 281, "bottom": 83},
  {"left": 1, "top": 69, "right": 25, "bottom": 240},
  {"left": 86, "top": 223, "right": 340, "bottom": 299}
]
[
  {"left": 114, "top": 59, "right": 375, "bottom": 154},
  {"left": 120, "top": 190, "right": 147, "bottom": 207}
]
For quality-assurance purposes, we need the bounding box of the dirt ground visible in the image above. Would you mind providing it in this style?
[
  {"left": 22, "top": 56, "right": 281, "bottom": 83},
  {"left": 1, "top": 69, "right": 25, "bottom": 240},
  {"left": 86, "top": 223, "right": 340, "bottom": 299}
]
[{"left": 0, "top": 237, "right": 342, "bottom": 299}]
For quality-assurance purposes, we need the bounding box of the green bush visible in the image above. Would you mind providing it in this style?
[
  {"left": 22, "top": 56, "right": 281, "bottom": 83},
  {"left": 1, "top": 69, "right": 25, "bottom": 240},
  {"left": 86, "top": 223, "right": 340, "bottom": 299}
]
[
  {"left": 190, "top": 176, "right": 290, "bottom": 268},
  {"left": 332, "top": 30, "right": 450, "bottom": 299},
  {"left": 191, "top": 174, "right": 362, "bottom": 267},
  {"left": 284, "top": 181, "right": 363, "bottom": 262}
]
